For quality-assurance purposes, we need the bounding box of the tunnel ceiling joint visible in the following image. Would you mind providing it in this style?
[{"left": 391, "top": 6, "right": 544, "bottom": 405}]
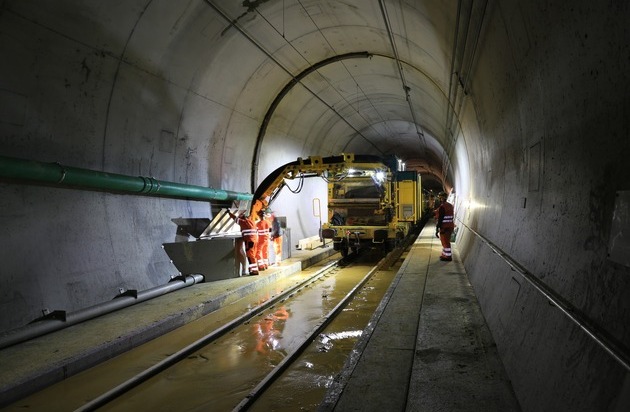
[
  {"left": 250, "top": 51, "right": 377, "bottom": 192},
  {"left": 443, "top": 0, "right": 489, "bottom": 182},
  {"left": 207, "top": 0, "right": 462, "bottom": 192},
  {"left": 204, "top": 1, "right": 386, "bottom": 191},
  {"left": 378, "top": 0, "right": 428, "bottom": 157}
]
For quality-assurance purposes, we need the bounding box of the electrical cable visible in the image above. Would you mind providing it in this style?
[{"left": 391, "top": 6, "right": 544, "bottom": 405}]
[
  {"left": 284, "top": 174, "right": 305, "bottom": 194},
  {"left": 321, "top": 171, "right": 348, "bottom": 183},
  {"left": 378, "top": 0, "right": 428, "bottom": 154},
  {"left": 204, "top": 1, "right": 379, "bottom": 150}
]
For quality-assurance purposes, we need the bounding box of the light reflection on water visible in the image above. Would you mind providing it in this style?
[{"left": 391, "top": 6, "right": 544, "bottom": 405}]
[
  {"left": 249, "top": 260, "right": 398, "bottom": 412},
  {"left": 9, "top": 256, "right": 398, "bottom": 412}
]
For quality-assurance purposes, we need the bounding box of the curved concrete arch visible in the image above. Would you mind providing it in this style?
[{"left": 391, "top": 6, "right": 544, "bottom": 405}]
[
  {"left": 252, "top": 50, "right": 463, "bottom": 188},
  {"left": 250, "top": 51, "right": 374, "bottom": 191},
  {"left": 1, "top": 2, "right": 629, "bottom": 410}
]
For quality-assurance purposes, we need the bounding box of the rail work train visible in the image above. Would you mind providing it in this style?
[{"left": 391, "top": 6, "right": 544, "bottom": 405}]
[{"left": 249, "top": 153, "right": 423, "bottom": 256}]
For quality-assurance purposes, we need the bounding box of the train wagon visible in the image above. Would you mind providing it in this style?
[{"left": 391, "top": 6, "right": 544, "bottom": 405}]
[{"left": 249, "top": 153, "right": 422, "bottom": 256}]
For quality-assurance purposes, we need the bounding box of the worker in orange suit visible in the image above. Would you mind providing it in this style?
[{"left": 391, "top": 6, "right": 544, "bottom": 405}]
[
  {"left": 435, "top": 192, "right": 455, "bottom": 261},
  {"left": 228, "top": 210, "right": 259, "bottom": 275},
  {"left": 256, "top": 209, "right": 271, "bottom": 270}
]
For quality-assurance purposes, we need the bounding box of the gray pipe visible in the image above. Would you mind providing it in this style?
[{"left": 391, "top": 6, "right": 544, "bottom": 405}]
[{"left": 0, "top": 274, "right": 204, "bottom": 350}]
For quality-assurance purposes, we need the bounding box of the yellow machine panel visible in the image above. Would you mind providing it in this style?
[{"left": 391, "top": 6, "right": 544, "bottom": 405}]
[
  {"left": 397, "top": 180, "right": 417, "bottom": 222},
  {"left": 395, "top": 171, "right": 422, "bottom": 222},
  {"left": 250, "top": 153, "right": 423, "bottom": 257}
]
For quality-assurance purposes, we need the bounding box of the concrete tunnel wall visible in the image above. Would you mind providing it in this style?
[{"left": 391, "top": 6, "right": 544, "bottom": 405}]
[
  {"left": 0, "top": 1, "right": 629, "bottom": 411},
  {"left": 453, "top": 2, "right": 630, "bottom": 410}
]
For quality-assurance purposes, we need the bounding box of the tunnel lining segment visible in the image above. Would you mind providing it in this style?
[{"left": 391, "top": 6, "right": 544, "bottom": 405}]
[
  {"left": 203, "top": 2, "right": 381, "bottom": 191},
  {"left": 207, "top": 1, "right": 461, "bottom": 192},
  {"left": 250, "top": 51, "right": 373, "bottom": 192},
  {"left": 251, "top": 51, "right": 459, "bottom": 192},
  {"left": 457, "top": 219, "right": 630, "bottom": 373}
]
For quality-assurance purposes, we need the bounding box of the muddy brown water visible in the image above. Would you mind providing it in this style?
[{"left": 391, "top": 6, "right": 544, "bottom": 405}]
[{"left": 6, "top": 252, "right": 406, "bottom": 411}]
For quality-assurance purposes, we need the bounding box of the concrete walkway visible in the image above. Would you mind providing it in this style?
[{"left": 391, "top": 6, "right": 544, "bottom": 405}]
[{"left": 321, "top": 225, "right": 521, "bottom": 411}]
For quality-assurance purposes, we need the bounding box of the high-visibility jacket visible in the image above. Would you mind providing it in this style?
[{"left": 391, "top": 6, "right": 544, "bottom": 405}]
[
  {"left": 257, "top": 219, "right": 270, "bottom": 239},
  {"left": 236, "top": 216, "right": 258, "bottom": 242},
  {"left": 233, "top": 215, "right": 259, "bottom": 274},
  {"left": 437, "top": 201, "right": 455, "bottom": 230},
  {"left": 256, "top": 218, "right": 271, "bottom": 268}
]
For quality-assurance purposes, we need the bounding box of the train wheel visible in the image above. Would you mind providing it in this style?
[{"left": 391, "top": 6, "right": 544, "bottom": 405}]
[{"left": 340, "top": 246, "right": 349, "bottom": 257}]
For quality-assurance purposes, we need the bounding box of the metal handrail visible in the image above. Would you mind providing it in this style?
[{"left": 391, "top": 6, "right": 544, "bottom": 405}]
[{"left": 458, "top": 219, "right": 630, "bottom": 372}]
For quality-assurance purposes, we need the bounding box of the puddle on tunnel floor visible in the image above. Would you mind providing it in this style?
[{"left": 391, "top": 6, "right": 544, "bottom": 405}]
[
  {"left": 249, "top": 271, "right": 399, "bottom": 411},
  {"left": 95, "top": 263, "right": 383, "bottom": 411},
  {"left": 6, "top": 252, "right": 403, "bottom": 412}
]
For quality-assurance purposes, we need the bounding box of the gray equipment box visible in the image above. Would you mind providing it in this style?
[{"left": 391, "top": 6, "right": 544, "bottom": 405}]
[
  {"left": 163, "top": 237, "right": 239, "bottom": 281},
  {"left": 163, "top": 209, "right": 245, "bottom": 281}
]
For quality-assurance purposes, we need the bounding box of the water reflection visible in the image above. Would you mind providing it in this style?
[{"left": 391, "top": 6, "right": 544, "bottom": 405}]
[
  {"left": 317, "top": 330, "right": 363, "bottom": 352},
  {"left": 252, "top": 306, "right": 290, "bottom": 356}
]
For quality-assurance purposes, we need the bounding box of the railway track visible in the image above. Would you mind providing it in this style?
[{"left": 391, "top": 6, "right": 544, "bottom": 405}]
[
  {"left": 230, "top": 255, "right": 387, "bottom": 412},
  {"left": 7, "top": 234, "right": 417, "bottom": 412}
]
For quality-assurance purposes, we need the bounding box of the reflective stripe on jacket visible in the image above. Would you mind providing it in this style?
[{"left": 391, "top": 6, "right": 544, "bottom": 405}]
[
  {"left": 257, "top": 219, "right": 270, "bottom": 237},
  {"left": 236, "top": 217, "right": 258, "bottom": 240},
  {"left": 437, "top": 202, "right": 455, "bottom": 230}
]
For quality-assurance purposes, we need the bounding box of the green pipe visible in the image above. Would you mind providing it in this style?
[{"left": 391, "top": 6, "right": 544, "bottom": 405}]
[{"left": 0, "top": 155, "right": 253, "bottom": 202}]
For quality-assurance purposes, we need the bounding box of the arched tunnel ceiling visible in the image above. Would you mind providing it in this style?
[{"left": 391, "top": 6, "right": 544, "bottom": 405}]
[{"left": 205, "top": 0, "right": 460, "bottom": 190}]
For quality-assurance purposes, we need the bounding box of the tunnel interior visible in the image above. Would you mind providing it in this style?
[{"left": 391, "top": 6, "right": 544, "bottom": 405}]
[{"left": 1, "top": 1, "right": 629, "bottom": 410}]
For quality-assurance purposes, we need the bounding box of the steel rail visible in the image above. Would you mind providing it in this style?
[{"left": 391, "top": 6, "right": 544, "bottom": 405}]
[
  {"left": 232, "top": 261, "right": 383, "bottom": 411},
  {"left": 320, "top": 227, "right": 422, "bottom": 410},
  {"left": 74, "top": 260, "right": 340, "bottom": 412}
]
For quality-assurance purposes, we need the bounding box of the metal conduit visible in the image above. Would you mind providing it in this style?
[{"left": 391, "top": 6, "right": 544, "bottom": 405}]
[
  {"left": 458, "top": 220, "right": 630, "bottom": 372},
  {"left": 0, "top": 274, "right": 204, "bottom": 350},
  {"left": 250, "top": 51, "right": 374, "bottom": 192},
  {"left": 0, "top": 155, "right": 253, "bottom": 202},
  {"left": 378, "top": 0, "right": 428, "bottom": 156}
]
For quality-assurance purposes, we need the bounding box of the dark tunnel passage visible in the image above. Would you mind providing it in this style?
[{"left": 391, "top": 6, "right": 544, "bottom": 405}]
[{"left": 0, "top": 1, "right": 629, "bottom": 410}]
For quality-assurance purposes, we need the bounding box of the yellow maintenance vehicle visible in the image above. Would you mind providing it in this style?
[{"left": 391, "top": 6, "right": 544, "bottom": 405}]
[{"left": 250, "top": 153, "right": 423, "bottom": 256}]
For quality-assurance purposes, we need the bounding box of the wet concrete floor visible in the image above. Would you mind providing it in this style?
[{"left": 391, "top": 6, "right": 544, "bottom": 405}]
[
  {"left": 323, "top": 224, "right": 520, "bottom": 412},
  {"left": 5, "top": 251, "right": 399, "bottom": 411},
  {"left": 250, "top": 257, "right": 402, "bottom": 411}
]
